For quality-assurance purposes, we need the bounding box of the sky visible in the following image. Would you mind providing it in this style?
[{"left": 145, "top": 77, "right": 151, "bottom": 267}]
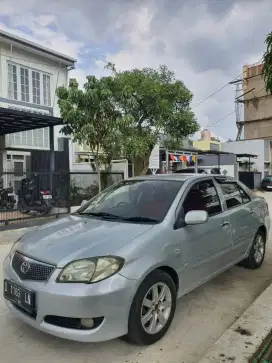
[{"left": 0, "top": 0, "right": 271, "bottom": 141}]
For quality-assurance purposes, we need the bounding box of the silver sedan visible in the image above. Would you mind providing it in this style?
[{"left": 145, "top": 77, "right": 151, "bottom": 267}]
[{"left": 3, "top": 174, "right": 270, "bottom": 345}]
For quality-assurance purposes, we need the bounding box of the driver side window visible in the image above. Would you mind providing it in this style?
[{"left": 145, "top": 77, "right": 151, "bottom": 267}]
[
  {"left": 182, "top": 180, "right": 222, "bottom": 218},
  {"left": 100, "top": 184, "right": 132, "bottom": 208}
]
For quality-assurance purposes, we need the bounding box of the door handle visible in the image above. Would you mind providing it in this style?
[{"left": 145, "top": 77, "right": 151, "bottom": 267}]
[{"left": 221, "top": 221, "right": 230, "bottom": 227}]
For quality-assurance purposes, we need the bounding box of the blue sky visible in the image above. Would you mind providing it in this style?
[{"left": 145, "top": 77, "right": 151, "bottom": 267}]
[{"left": 0, "top": 0, "right": 271, "bottom": 141}]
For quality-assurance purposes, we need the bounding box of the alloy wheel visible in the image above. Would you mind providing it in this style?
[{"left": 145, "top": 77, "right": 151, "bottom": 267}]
[
  {"left": 254, "top": 234, "right": 265, "bottom": 264},
  {"left": 141, "top": 282, "right": 172, "bottom": 335}
]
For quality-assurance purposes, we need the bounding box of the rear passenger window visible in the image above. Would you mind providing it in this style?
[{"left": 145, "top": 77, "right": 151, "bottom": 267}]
[{"left": 220, "top": 183, "right": 251, "bottom": 209}]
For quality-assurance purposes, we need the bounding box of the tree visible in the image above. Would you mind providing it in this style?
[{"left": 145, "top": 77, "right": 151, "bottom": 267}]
[
  {"left": 106, "top": 63, "right": 199, "bottom": 175},
  {"left": 56, "top": 76, "right": 123, "bottom": 192},
  {"left": 263, "top": 32, "right": 272, "bottom": 93}
]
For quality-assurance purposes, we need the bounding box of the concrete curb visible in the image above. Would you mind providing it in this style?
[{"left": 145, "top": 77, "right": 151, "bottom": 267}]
[
  {"left": 198, "top": 282, "right": 272, "bottom": 362},
  {"left": 0, "top": 228, "right": 30, "bottom": 243}
]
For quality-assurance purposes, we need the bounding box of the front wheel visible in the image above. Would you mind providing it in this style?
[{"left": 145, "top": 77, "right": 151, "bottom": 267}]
[
  {"left": 241, "top": 230, "right": 266, "bottom": 269},
  {"left": 126, "top": 270, "right": 177, "bottom": 345}
]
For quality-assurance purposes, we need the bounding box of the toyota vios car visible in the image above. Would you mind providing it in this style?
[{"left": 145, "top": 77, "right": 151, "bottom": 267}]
[{"left": 3, "top": 174, "right": 270, "bottom": 345}]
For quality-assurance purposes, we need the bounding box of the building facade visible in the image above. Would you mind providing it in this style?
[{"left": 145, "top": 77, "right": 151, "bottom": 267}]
[
  {"left": 242, "top": 63, "right": 272, "bottom": 139},
  {"left": 0, "top": 29, "right": 76, "bottom": 173},
  {"left": 193, "top": 129, "right": 221, "bottom": 151},
  {"left": 222, "top": 139, "right": 272, "bottom": 177}
]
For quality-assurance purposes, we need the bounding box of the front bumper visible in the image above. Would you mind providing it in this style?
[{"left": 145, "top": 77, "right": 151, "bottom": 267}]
[{"left": 3, "top": 254, "right": 139, "bottom": 342}]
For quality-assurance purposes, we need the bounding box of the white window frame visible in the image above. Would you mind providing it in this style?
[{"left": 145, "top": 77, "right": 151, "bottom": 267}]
[
  {"left": 8, "top": 63, "right": 18, "bottom": 100},
  {"left": 32, "top": 70, "right": 41, "bottom": 105},
  {"left": 20, "top": 66, "right": 30, "bottom": 103},
  {"left": 7, "top": 61, "right": 52, "bottom": 107},
  {"left": 43, "top": 74, "right": 51, "bottom": 106},
  {"left": 6, "top": 127, "right": 50, "bottom": 150},
  {"left": 5, "top": 105, "right": 51, "bottom": 150}
]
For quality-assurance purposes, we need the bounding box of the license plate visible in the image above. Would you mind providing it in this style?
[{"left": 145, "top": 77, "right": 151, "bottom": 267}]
[
  {"left": 43, "top": 195, "right": 52, "bottom": 199},
  {"left": 7, "top": 193, "right": 13, "bottom": 196},
  {"left": 4, "top": 279, "right": 35, "bottom": 315},
  {"left": 267, "top": 186, "right": 272, "bottom": 189}
]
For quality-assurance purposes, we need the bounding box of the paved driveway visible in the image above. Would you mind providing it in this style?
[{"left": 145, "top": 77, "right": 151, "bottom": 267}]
[{"left": 1, "top": 192, "right": 272, "bottom": 363}]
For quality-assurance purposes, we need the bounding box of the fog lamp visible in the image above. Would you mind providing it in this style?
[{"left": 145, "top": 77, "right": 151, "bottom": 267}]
[{"left": 80, "top": 318, "right": 94, "bottom": 329}]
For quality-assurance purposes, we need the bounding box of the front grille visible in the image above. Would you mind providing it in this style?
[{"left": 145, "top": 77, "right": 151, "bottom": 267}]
[{"left": 12, "top": 252, "right": 55, "bottom": 281}]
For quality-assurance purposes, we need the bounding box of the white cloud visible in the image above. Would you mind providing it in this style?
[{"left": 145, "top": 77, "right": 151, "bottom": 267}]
[{"left": 0, "top": 0, "right": 271, "bottom": 141}]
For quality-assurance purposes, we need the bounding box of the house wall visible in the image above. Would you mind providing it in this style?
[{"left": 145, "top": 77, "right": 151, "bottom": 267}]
[
  {"left": 243, "top": 64, "right": 272, "bottom": 139},
  {"left": 0, "top": 41, "right": 70, "bottom": 151},
  {"left": 221, "top": 139, "right": 270, "bottom": 178},
  {"left": 197, "top": 153, "right": 236, "bottom": 165},
  {"left": 193, "top": 139, "right": 221, "bottom": 151}
]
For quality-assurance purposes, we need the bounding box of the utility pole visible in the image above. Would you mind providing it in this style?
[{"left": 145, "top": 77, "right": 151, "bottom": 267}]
[
  {"left": 229, "top": 71, "right": 258, "bottom": 141},
  {"left": 229, "top": 78, "right": 244, "bottom": 141}
]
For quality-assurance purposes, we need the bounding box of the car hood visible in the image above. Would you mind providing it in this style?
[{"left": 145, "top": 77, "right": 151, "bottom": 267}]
[{"left": 16, "top": 215, "right": 154, "bottom": 267}]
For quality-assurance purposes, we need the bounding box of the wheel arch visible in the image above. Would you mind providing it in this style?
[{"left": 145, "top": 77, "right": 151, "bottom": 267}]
[
  {"left": 154, "top": 266, "right": 179, "bottom": 292},
  {"left": 257, "top": 225, "right": 267, "bottom": 242}
]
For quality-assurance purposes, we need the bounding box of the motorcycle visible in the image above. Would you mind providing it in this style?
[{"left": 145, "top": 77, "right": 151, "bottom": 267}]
[
  {"left": 0, "top": 182, "right": 16, "bottom": 210},
  {"left": 17, "top": 177, "right": 53, "bottom": 215}
]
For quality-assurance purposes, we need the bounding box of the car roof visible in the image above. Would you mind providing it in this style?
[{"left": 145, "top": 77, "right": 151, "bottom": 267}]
[{"left": 127, "top": 174, "right": 235, "bottom": 182}]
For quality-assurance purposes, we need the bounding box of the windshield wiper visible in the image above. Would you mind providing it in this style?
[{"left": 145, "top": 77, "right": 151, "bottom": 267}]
[
  {"left": 78, "top": 212, "right": 159, "bottom": 223},
  {"left": 78, "top": 211, "right": 122, "bottom": 219},
  {"left": 122, "top": 216, "right": 159, "bottom": 223}
]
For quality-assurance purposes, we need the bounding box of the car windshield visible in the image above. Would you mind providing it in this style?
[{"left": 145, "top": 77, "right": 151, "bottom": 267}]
[
  {"left": 263, "top": 176, "right": 272, "bottom": 182},
  {"left": 78, "top": 179, "right": 183, "bottom": 223}
]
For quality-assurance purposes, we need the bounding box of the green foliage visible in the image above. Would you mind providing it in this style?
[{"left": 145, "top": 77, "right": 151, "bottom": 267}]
[
  {"left": 263, "top": 32, "right": 272, "bottom": 93},
  {"left": 56, "top": 76, "right": 123, "bottom": 170},
  {"left": 106, "top": 63, "right": 199, "bottom": 166},
  {"left": 56, "top": 63, "right": 198, "bottom": 176}
]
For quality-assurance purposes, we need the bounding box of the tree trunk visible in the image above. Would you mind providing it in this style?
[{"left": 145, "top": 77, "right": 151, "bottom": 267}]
[
  {"left": 97, "top": 168, "right": 102, "bottom": 193},
  {"left": 134, "top": 153, "right": 152, "bottom": 176}
]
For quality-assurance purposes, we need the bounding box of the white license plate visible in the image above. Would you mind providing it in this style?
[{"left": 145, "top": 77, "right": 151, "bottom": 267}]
[
  {"left": 43, "top": 195, "right": 52, "bottom": 199},
  {"left": 267, "top": 186, "right": 272, "bottom": 189},
  {"left": 7, "top": 193, "right": 14, "bottom": 196}
]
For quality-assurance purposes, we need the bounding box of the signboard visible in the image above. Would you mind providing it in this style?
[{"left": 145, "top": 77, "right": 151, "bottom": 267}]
[{"left": 149, "top": 142, "right": 160, "bottom": 170}]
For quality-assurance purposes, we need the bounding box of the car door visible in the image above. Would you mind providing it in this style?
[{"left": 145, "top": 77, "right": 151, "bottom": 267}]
[
  {"left": 175, "top": 179, "right": 233, "bottom": 292},
  {"left": 216, "top": 181, "right": 258, "bottom": 260}
]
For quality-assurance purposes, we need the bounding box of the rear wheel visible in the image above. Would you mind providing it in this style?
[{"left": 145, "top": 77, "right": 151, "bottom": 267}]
[
  {"left": 6, "top": 202, "right": 15, "bottom": 210},
  {"left": 241, "top": 230, "right": 266, "bottom": 269},
  {"left": 18, "top": 202, "right": 30, "bottom": 214},
  {"left": 126, "top": 270, "right": 177, "bottom": 345}
]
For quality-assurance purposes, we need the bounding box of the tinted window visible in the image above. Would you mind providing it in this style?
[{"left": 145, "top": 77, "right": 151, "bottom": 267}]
[
  {"left": 220, "top": 182, "right": 250, "bottom": 209},
  {"left": 79, "top": 179, "right": 183, "bottom": 223},
  {"left": 239, "top": 186, "right": 251, "bottom": 203},
  {"left": 183, "top": 180, "right": 222, "bottom": 217},
  {"left": 263, "top": 176, "right": 272, "bottom": 182}
]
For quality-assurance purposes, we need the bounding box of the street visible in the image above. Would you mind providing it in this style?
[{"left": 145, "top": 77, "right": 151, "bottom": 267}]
[{"left": 1, "top": 205, "right": 272, "bottom": 363}]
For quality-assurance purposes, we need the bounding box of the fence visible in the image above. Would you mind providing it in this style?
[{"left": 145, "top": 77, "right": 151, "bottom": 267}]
[{"left": 0, "top": 170, "right": 124, "bottom": 228}]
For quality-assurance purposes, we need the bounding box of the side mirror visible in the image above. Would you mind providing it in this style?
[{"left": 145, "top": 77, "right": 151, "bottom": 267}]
[{"left": 185, "top": 210, "right": 208, "bottom": 225}]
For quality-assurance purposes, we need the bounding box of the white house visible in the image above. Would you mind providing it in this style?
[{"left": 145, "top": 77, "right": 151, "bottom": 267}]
[
  {"left": 222, "top": 139, "right": 272, "bottom": 178},
  {"left": 0, "top": 29, "right": 76, "bottom": 173}
]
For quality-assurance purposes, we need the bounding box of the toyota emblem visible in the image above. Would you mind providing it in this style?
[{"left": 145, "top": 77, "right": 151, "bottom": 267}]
[{"left": 20, "top": 261, "right": 31, "bottom": 274}]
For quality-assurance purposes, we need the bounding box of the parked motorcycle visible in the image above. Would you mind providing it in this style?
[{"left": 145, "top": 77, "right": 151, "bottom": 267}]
[
  {"left": 0, "top": 181, "right": 16, "bottom": 210},
  {"left": 17, "top": 176, "right": 53, "bottom": 215}
]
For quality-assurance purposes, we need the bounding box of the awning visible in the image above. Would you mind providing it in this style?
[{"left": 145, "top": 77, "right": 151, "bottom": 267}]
[
  {"left": 236, "top": 153, "right": 258, "bottom": 158},
  {"left": 0, "top": 107, "right": 62, "bottom": 135}
]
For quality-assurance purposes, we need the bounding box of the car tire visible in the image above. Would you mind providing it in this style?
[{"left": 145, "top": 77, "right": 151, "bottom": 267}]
[
  {"left": 241, "top": 230, "right": 266, "bottom": 269},
  {"left": 126, "top": 270, "right": 177, "bottom": 345}
]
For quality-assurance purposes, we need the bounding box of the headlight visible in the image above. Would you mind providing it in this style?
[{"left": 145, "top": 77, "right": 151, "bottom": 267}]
[{"left": 57, "top": 256, "right": 124, "bottom": 283}]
